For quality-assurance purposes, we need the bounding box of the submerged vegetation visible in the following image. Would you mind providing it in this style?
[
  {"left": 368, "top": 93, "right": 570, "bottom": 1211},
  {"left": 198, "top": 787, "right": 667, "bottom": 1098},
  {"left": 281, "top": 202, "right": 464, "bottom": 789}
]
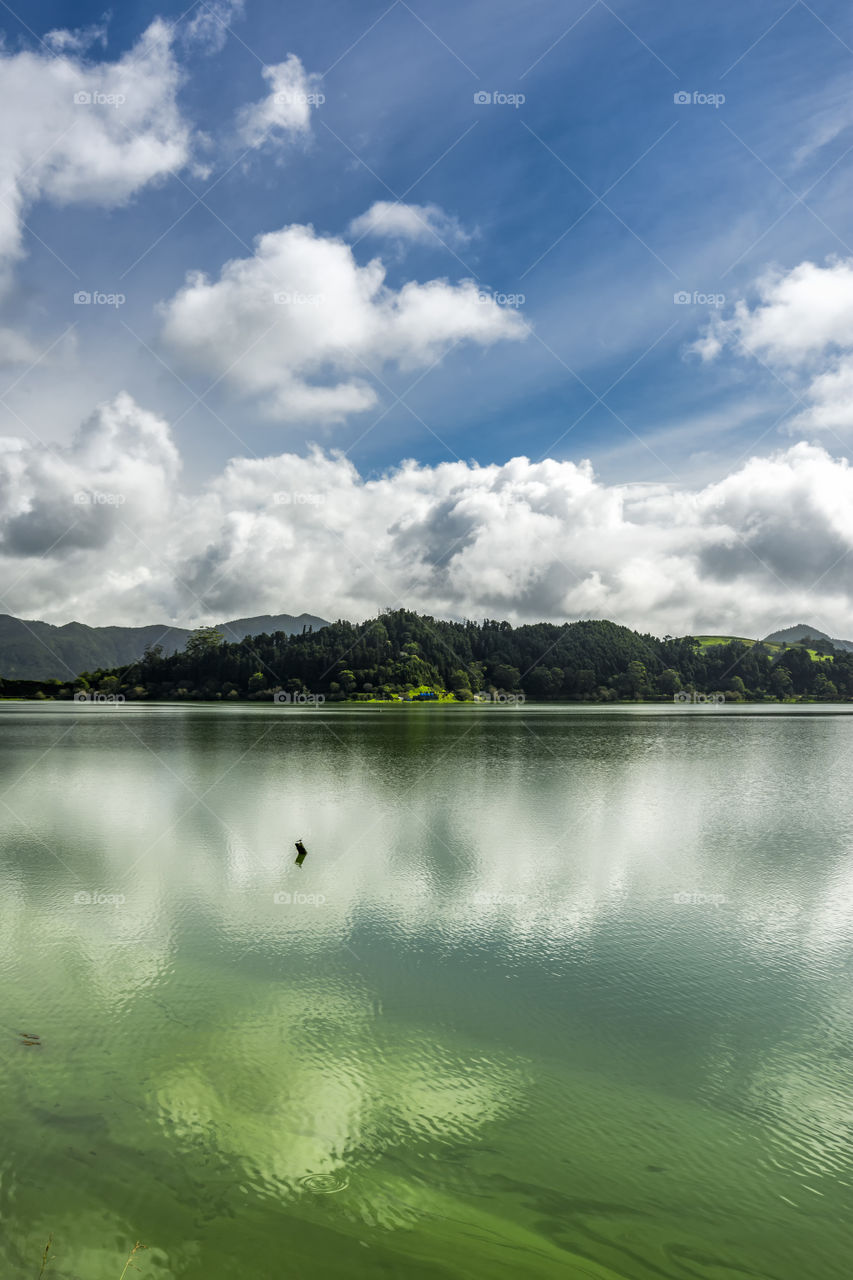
[
  {"left": 37, "top": 1237, "right": 147, "bottom": 1279},
  {"left": 3, "top": 610, "right": 851, "bottom": 703}
]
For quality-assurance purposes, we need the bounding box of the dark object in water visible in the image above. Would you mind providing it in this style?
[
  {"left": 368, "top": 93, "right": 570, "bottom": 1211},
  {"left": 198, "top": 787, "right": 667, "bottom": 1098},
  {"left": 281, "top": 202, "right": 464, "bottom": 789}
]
[
  {"left": 19, "top": 1031, "right": 41, "bottom": 1047},
  {"left": 295, "top": 839, "right": 308, "bottom": 866}
]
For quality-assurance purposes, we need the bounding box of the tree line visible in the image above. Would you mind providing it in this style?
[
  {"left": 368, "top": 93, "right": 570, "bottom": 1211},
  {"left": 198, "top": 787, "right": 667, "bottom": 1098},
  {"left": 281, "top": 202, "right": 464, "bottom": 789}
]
[{"left": 8, "top": 610, "right": 853, "bottom": 702}]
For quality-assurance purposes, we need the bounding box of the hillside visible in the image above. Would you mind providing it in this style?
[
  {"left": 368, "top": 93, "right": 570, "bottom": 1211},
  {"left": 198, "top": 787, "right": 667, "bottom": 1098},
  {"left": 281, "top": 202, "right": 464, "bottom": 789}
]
[
  {"left": 0, "top": 612, "right": 328, "bottom": 680},
  {"left": 10, "top": 610, "right": 852, "bottom": 703},
  {"left": 696, "top": 634, "right": 834, "bottom": 660},
  {"left": 764, "top": 623, "right": 853, "bottom": 652}
]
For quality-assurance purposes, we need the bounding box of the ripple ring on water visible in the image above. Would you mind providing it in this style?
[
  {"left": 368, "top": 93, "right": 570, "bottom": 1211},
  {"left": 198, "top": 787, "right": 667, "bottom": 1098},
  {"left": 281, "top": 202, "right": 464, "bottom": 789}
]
[{"left": 300, "top": 1172, "right": 349, "bottom": 1195}]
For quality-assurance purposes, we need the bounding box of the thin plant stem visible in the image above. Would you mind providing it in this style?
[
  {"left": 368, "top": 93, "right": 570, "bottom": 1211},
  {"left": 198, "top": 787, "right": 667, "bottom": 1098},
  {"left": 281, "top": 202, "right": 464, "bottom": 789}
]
[
  {"left": 37, "top": 1234, "right": 53, "bottom": 1279},
  {"left": 117, "top": 1242, "right": 147, "bottom": 1280}
]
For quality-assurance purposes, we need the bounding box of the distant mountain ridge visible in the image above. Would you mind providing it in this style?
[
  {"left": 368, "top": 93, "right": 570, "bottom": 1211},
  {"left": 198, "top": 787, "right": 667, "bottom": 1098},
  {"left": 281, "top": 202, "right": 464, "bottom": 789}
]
[
  {"left": 0, "top": 612, "right": 328, "bottom": 681},
  {"left": 763, "top": 623, "right": 853, "bottom": 652}
]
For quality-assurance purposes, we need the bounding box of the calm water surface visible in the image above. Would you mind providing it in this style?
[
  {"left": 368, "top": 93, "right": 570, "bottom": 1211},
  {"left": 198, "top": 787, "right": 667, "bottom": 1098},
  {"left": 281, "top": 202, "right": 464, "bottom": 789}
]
[{"left": 0, "top": 703, "right": 851, "bottom": 1278}]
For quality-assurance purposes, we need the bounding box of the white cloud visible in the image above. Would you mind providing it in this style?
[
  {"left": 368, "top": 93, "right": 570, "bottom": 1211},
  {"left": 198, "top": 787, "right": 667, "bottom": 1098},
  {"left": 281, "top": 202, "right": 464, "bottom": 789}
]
[
  {"left": 4, "top": 396, "right": 853, "bottom": 640},
  {"left": 44, "top": 22, "right": 109, "bottom": 54},
  {"left": 696, "top": 259, "right": 853, "bottom": 366},
  {"left": 159, "top": 222, "right": 527, "bottom": 422},
  {"left": 791, "top": 80, "right": 853, "bottom": 166},
  {"left": 183, "top": 0, "right": 246, "bottom": 54},
  {"left": 349, "top": 201, "right": 474, "bottom": 249},
  {"left": 236, "top": 55, "right": 323, "bottom": 150},
  {"left": 695, "top": 258, "right": 853, "bottom": 435},
  {"left": 0, "top": 19, "right": 191, "bottom": 282},
  {"left": 0, "top": 392, "right": 179, "bottom": 574},
  {"left": 0, "top": 328, "right": 46, "bottom": 367}
]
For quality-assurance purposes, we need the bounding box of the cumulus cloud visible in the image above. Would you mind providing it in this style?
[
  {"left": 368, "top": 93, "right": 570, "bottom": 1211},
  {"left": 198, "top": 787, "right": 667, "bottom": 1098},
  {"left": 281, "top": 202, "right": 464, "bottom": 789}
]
[
  {"left": 159, "top": 222, "right": 527, "bottom": 422},
  {"left": 349, "top": 201, "right": 474, "bottom": 249},
  {"left": 4, "top": 396, "right": 853, "bottom": 638},
  {"left": 694, "top": 258, "right": 853, "bottom": 434},
  {"left": 236, "top": 55, "right": 323, "bottom": 149},
  {"left": 0, "top": 19, "right": 191, "bottom": 283},
  {"left": 0, "top": 392, "right": 179, "bottom": 593}
]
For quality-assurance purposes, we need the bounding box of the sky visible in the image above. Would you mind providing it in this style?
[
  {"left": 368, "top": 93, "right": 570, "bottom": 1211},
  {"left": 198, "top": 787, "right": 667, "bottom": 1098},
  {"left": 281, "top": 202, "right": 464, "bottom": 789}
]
[{"left": 1, "top": 0, "right": 853, "bottom": 636}]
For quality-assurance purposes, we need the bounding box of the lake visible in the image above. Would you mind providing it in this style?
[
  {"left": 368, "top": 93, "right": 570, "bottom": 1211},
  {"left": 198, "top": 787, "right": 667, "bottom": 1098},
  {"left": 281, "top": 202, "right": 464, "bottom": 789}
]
[{"left": 0, "top": 702, "right": 851, "bottom": 1279}]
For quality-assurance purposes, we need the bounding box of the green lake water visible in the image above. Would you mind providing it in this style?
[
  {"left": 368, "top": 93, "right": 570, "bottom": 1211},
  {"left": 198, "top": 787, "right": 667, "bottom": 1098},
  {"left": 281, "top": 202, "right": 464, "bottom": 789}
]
[{"left": 0, "top": 703, "right": 851, "bottom": 1278}]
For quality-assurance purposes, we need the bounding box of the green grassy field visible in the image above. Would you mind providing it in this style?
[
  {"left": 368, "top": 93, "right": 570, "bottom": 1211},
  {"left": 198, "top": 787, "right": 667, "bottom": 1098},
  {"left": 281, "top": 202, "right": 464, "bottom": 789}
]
[
  {"left": 694, "top": 634, "right": 766, "bottom": 647},
  {"left": 694, "top": 636, "right": 831, "bottom": 661}
]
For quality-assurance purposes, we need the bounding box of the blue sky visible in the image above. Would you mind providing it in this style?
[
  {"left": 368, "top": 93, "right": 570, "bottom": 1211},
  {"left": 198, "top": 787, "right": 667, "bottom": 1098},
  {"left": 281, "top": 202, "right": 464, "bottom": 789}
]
[
  {"left": 6, "top": 0, "right": 851, "bottom": 483},
  {"left": 2, "top": 0, "right": 853, "bottom": 632}
]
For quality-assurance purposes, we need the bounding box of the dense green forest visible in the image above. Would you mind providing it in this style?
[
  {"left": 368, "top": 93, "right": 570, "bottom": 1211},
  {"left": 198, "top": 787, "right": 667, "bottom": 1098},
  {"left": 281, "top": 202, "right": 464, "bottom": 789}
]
[{"left": 6, "top": 610, "right": 852, "bottom": 703}]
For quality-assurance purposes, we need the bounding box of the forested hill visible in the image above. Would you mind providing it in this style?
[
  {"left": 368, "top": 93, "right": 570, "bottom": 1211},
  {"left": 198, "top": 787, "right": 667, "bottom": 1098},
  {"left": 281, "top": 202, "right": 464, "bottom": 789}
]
[{"left": 14, "top": 610, "right": 853, "bottom": 702}]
